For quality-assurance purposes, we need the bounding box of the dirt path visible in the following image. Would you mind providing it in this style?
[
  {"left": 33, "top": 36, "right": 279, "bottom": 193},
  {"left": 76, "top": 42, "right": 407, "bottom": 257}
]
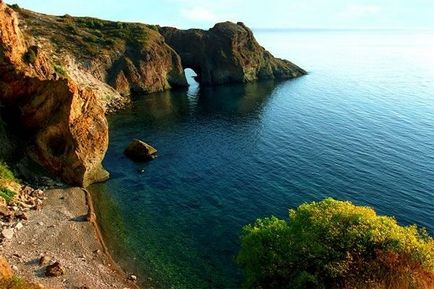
[{"left": 0, "top": 187, "right": 139, "bottom": 289}]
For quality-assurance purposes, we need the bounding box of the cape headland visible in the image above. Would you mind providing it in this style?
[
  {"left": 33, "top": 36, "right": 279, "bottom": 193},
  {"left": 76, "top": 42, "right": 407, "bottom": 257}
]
[{"left": 0, "top": 1, "right": 306, "bottom": 187}]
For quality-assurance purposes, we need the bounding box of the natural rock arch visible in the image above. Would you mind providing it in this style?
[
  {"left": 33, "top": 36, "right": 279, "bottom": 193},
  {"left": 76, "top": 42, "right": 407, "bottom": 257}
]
[{"left": 160, "top": 22, "right": 306, "bottom": 86}]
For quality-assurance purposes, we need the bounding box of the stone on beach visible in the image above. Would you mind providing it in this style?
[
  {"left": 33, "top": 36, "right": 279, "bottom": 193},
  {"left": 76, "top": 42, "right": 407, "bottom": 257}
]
[
  {"left": 45, "top": 261, "right": 64, "bottom": 277},
  {"left": 1, "top": 228, "right": 14, "bottom": 240},
  {"left": 39, "top": 255, "right": 51, "bottom": 266}
]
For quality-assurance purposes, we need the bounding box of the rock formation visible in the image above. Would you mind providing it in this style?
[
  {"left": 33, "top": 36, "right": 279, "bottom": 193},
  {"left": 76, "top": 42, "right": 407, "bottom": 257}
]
[
  {"left": 124, "top": 139, "right": 158, "bottom": 162},
  {"left": 0, "top": 2, "right": 108, "bottom": 186},
  {"left": 14, "top": 6, "right": 188, "bottom": 111},
  {"left": 0, "top": 2, "right": 306, "bottom": 186},
  {"left": 160, "top": 22, "right": 306, "bottom": 85}
]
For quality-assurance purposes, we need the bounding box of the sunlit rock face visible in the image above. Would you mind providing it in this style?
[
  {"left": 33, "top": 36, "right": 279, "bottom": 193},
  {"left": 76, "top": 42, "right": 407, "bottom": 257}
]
[{"left": 0, "top": 2, "right": 108, "bottom": 186}]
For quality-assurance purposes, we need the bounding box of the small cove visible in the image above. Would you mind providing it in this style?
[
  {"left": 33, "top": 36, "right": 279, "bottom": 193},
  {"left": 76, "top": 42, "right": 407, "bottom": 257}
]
[{"left": 89, "top": 29, "right": 434, "bottom": 289}]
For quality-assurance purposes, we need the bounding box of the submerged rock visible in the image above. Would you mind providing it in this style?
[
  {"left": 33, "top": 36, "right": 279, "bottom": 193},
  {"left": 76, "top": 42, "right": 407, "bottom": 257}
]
[{"left": 124, "top": 139, "right": 158, "bottom": 162}]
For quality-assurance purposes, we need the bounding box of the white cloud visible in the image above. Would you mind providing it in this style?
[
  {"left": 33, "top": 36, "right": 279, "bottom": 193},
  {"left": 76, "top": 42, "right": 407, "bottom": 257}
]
[{"left": 180, "top": 7, "right": 218, "bottom": 21}]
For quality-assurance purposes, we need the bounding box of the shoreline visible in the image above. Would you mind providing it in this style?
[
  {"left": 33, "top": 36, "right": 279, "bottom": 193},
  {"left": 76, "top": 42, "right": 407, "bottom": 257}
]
[
  {"left": 0, "top": 186, "right": 140, "bottom": 289},
  {"left": 83, "top": 188, "right": 141, "bottom": 289}
]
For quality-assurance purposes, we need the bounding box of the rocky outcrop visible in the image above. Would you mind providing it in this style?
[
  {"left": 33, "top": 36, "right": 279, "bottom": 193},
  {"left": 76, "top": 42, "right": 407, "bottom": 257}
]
[
  {"left": 0, "top": 2, "right": 108, "bottom": 186},
  {"left": 0, "top": 3, "right": 305, "bottom": 186},
  {"left": 160, "top": 22, "right": 306, "bottom": 85},
  {"left": 15, "top": 7, "right": 188, "bottom": 110},
  {"left": 124, "top": 139, "right": 157, "bottom": 162}
]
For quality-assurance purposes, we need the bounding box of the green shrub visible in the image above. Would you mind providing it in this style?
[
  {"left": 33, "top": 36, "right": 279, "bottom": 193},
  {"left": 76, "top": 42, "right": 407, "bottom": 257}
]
[
  {"left": 9, "top": 4, "right": 20, "bottom": 10},
  {"left": 0, "top": 274, "right": 45, "bottom": 289},
  {"left": 53, "top": 64, "right": 68, "bottom": 78},
  {"left": 83, "top": 35, "right": 99, "bottom": 43},
  {"left": 65, "top": 24, "right": 77, "bottom": 34},
  {"left": 91, "top": 30, "right": 104, "bottom": 38},
  {"left": 104, "top": 38, "right": 115, "bottom": 46},
  {"left": 0, "top": 188, "right": 16, "bottom": 203},
  {"left": 237, "top": 198, "right": 434, "bottom": 289},
  {"left": 22, "top": 48, "right": 37, "bottom": 65},
  {"left": 0, "top": 162, "right": 15, "bottom": 182}
]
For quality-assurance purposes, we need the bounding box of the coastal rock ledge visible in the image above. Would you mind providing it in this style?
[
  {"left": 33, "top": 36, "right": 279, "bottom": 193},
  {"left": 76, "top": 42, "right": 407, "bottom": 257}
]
[
  {"left": 0, "top": 1, "right": 306, "bottom": 186},
  {"left": 160, "top": 22, "right": 306, "bottom": 85}
]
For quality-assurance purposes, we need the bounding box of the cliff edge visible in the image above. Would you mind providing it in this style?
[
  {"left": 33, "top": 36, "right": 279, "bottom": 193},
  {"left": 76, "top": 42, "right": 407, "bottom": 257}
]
[{"left": 0, "top": 2, "right": 108, "bottom": 186}]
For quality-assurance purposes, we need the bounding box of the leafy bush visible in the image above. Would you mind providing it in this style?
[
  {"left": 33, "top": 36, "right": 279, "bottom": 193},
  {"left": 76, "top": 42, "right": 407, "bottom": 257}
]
[
  {"left": 83, "top": 35, "right": 99, "bottom": 43},
  {"left": 9, "top": 4, "right": 20, "bottom": 10},
  {"left": 0, "top": 188, "right": 15, "bottom": 203},
  {"left": 53, "top": 64, "right": 68, "bottom": 78},
  {"left": 237, "top": 198, "right": 434, "bottom": 289},
  {"left": 91, "top": 30, "right": 104, "bottom": 38},
  {"left": 22, "top": 48, "right": 37, "bottom": 65},
  {"left": 0, "top": 162, "right": 15, "bottom": 182},
  {"left": 65, "top": 24, "right": 77, "bottom": 34}
]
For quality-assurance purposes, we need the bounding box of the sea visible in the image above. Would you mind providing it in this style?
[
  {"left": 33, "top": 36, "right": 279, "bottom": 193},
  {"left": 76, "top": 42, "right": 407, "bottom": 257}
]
[{"left": 89, "top": 29, "right": 434, "bottom": 289}]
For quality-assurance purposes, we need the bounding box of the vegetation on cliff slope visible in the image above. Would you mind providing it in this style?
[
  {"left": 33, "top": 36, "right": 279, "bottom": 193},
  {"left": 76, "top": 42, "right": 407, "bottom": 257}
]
[
  {"left": 17, "top": 8, "right": 161, "bottom": 59},
  {"left": 0, "top": 162, "right": 16, "bottom": 182},
  {"left": 0, "top": 162, "right": 18, "bottom": 203},
  {"left": 237, "top": 198, "right": 434, "bottom": 289},
  {"left": 0, "top": 256, "right": 43, "bottom": 289}
]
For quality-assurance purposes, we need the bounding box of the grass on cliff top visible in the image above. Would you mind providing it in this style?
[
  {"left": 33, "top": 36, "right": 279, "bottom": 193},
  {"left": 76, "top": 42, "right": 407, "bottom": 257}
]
[
  {"left": 17, "top": 8, "right": 160, "bottom": 58},
  {"left": 237, "top": 198, "right": 434, "bottom": 289}
]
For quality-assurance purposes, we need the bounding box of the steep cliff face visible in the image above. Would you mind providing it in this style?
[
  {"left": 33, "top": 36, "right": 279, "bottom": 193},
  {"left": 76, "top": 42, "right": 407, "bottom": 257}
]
[
  {"left": 15, "top": 7, "right": 187, "bottom": 110},
  {"left": 160, "top": 22, "right": 306, "bottom": 85},
  {"left": 0, "top": 2, "right": 108, "bottom": 186}
]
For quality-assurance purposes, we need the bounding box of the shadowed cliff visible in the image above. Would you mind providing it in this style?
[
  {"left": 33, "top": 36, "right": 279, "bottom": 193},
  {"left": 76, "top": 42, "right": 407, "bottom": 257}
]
[{"left": 160, "top": 22, "right": 306, "bottom": 85}]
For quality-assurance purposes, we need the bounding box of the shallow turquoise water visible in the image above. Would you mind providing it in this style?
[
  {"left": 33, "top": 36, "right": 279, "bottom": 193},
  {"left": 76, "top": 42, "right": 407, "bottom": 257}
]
[{"left": 90, "top": 30, "right": 434, "bottom": 289}]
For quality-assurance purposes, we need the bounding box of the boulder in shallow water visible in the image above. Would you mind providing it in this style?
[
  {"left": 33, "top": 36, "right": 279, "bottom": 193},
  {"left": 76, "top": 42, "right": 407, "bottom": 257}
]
[{"left": 124, "top": 140, "right": 158, "bottom": 162}]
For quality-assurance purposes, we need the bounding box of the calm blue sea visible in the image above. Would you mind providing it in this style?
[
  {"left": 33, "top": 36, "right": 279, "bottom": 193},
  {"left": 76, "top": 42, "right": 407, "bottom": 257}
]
[{"left": 89, "top": 29, "right": 434, "bottom": 289}]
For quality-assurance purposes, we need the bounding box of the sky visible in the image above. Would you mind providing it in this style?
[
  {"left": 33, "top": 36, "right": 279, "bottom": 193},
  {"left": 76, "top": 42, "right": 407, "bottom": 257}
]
[{"left": 4, "top": 0, "right": 434, "bottom": 30}]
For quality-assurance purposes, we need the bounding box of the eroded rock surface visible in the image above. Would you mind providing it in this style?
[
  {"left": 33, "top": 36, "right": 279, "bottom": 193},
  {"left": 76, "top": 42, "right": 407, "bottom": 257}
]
[
  {"left": 15, "top": 6, "right": 188, "bottom": 110},
  {"left": 160, "top": 22, "right": 306, "bottom": 85},
  {"left": 0, "top": 2, "right": 108, "bottom": 186}
]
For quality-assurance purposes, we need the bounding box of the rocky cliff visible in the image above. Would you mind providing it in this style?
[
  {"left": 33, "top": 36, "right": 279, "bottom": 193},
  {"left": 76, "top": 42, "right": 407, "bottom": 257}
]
[
  {"left": 14, "top": 6, "right": 188, "bottom": 111},
  {"left": 0, "top": 2, "right": 305, "bottom": 186},
  {"left": 0, "top": 2, "right": 108, "bottom": 186},
  {"left": 160, "top": 22, "right": 306, "bottom": 85}
]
